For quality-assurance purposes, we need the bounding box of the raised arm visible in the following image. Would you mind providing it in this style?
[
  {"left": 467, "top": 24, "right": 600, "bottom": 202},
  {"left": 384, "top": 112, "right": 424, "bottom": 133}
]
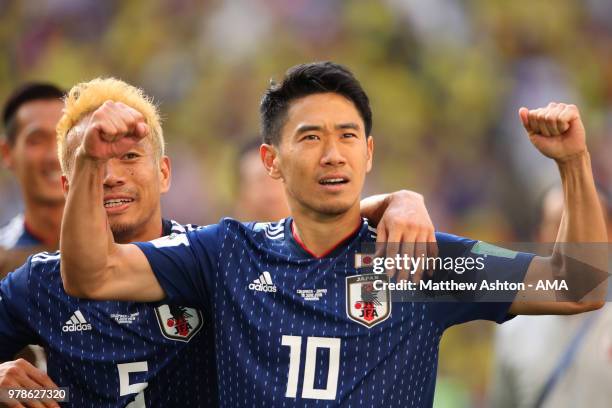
[
  {"left": 60, "top": 101, "right": 164, "bottom": 301},
  {"left": 509, "top": 103, "right": 608, "bottom": 315}
]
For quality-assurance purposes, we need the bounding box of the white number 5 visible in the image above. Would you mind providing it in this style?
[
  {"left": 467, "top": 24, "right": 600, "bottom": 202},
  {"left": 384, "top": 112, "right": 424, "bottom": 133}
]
[{"left": 118, "top": 361, "right": 148, "bottom": 408}]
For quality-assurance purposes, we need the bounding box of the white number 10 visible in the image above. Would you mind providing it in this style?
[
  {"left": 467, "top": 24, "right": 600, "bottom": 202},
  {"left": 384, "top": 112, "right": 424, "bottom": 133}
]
[{"left": 281, "top": 335, "right": 341, "bottom": 400}]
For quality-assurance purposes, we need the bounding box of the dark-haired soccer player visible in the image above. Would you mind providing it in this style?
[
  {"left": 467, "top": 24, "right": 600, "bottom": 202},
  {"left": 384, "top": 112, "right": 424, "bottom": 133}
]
[
  {"left": 60, "top": 63, "right": 607, "bottom": 407},
  {"left": 0, "top": 83, "right": 65, "bottom": 277}
]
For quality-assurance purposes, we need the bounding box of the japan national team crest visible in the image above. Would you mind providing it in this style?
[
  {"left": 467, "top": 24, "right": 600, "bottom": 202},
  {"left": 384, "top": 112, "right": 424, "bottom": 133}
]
[
  {"left": 346, "top": 273, "right": 391, "bottom": 328},
  {"left": 155, "top": 304, "right": 203, "bottom": 342}
]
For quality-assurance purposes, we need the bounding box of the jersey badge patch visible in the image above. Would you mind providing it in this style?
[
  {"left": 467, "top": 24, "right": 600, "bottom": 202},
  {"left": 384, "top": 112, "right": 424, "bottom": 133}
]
[
  {"left": 346, "top": 273, "right": 391, "bottom": 328},
  {"left": 155, "top": 304, "right": 203, "bottom": 342}
]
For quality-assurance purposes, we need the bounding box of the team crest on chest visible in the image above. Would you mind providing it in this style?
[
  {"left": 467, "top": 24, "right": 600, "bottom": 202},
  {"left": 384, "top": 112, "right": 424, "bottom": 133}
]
[
  {"left": 346, "top": 274, "right": 391, "bottom": 328},
  {"left": 154, "top": 304, "right": 203, "bottom": 342}
]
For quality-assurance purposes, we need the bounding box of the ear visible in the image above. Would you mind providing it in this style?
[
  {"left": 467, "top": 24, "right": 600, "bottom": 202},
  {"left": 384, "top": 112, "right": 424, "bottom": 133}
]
[
  {"left": 0, "top": 139, "right": 13, "bottom": 170},
  {"left": 365, "top": 135, "right": 374, "bottom": 173},
  {"left": 260, "top": 143, "right": 283, "bottom": 180},
  {"left": 61, "top": 174, "right": 69, "bottom": 195},
  {"left": 159, "top": 156, "right": 171, "bottom": 194}
]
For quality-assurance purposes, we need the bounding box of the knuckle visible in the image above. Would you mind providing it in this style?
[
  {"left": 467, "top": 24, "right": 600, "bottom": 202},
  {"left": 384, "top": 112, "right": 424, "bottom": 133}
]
[{"left": 5, "top": 365, "right": 18, "bottom": 375}]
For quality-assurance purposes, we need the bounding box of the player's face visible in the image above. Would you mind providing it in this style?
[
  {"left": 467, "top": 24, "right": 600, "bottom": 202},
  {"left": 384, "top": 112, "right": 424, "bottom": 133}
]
[
  {"left": 1, "top": 99, "right": 64, "bottom": 206},
  {"left": 267, "top": 92, "right": 373, "bottom": 217},
  {"left": 63, "top": 116, "right": 171, "bottom": 241}
]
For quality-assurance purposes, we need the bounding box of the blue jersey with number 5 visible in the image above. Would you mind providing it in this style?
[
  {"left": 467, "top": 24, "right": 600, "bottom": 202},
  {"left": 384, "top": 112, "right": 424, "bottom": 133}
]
[{"left": 0, "top": 220, "right": 218, "bottom": 407}]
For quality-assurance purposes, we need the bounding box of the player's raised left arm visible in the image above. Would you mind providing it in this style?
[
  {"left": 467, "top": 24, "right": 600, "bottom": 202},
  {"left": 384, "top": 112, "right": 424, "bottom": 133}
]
[{"left": 509, "top": 103, "right": 608, "bottom": 315}]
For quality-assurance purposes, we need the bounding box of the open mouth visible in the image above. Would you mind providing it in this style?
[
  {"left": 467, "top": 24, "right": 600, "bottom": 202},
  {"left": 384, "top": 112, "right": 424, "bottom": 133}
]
[
  {"left": 319, "top": 177, "right": 349, "bottom": 186},
  {"left": 104, "top": 198, "right": 134, "bottom": 208}
]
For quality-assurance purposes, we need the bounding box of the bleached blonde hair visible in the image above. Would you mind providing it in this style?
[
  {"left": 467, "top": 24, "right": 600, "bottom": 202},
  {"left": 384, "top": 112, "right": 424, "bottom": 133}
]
[{"left": 56, "top": 77, "right": 164, "bottom": 174}]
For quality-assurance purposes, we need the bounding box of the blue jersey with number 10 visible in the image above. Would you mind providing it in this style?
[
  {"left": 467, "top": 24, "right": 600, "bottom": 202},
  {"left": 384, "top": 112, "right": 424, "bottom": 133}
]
[{"left": 136, "top": 217, "right": 533, "bottom": 408}]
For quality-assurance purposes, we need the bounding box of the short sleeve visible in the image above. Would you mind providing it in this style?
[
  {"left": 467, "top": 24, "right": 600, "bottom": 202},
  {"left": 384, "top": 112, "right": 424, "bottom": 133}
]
[
  {"left": 0, "top": 259, "right": 37, "bottom": 360},
  {"left": 429, "top": 233, "right": 534, "bottom": 329},
  {"left": 134, "top": 223, "right": 222, "bottom": 309}
]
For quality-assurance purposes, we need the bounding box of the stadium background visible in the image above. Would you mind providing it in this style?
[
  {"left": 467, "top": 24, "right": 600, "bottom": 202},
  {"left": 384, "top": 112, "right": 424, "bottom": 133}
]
[{"left": 0, "top": 0, "right": 610, "bottom": 406}]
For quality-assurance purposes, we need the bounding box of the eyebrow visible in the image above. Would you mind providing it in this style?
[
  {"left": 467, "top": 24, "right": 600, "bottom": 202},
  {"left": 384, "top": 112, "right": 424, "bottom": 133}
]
[{"left": 295, "top": 122, "right": 361, "bottom": 134}]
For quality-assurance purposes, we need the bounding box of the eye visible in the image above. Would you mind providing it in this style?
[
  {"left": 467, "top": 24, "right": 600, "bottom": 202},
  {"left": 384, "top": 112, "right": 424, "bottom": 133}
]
[
  {"left": 342, "top": 133, "right": 357, "bottom": 139},
  {"left": 122, "top": 152, "right": 140, "bottom": 160},
  {"left": 302, "top": 134, "right": 320, "bottom": 141}
]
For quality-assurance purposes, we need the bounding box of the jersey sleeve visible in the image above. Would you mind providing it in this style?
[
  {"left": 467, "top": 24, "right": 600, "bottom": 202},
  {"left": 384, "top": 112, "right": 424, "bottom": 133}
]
[
  {"left": 134, "top": 223, "right": 222, "bottom": 309},
  {"left": 0, "top": 259, "right": 37, "bottom": 361},
  {"left": 429, "top": 232, "right": 535, "bottom": 329}
]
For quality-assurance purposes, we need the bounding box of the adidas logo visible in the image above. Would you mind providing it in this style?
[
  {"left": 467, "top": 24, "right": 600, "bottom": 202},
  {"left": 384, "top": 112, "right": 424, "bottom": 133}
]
[
  {"left": 62, "top": 310, "right": 92, "bottom": 332},
  {"left": 248, "top": 271, "right": 277, "bottom": 293}
]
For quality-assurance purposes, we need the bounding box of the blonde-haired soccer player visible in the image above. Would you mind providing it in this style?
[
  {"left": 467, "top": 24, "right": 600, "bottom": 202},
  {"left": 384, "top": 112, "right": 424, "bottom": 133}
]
[{"left": 56, "top": 77, "right": 164, "bottom": 175}]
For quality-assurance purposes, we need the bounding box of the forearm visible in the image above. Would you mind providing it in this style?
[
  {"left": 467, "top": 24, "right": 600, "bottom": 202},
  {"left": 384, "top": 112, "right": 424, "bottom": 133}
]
[
  {"left": 60, "top": 149, "right": 113, "bottom": 295},
  {"left": 359, "top": 194, "right": 390, "bottom": 225},
  {"left": 556, "top": 152, "right": 606, "bottom": 243},
  {"left": 554, "top": 151, "right": 607, "bottom": 303}
]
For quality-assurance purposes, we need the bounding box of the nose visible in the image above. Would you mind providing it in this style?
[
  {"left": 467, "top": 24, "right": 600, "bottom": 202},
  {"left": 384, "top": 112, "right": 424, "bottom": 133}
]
[
  {"left": 103, "top": 159, "right": 126, "bottom": 188},
  {"left": 320, "top": 138, "right": 346, "bottom": 167},
  {"left": 45, "top": 138, "right": 61, "bottom": 167}
]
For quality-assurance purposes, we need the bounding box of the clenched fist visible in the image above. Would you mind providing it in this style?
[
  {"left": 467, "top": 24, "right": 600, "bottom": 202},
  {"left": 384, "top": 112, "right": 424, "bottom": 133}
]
[
  {"left": 519, "top": 102, "right": 586, "bottom": 162},
  {"left": 81, "top": 100, "right": 149, "bottom": 162}
]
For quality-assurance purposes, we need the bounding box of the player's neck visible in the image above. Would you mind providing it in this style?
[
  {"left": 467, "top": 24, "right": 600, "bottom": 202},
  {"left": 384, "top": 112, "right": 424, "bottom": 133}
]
[
  {"left": 23, "top": 200, "right": 64, "bottom": 247},
  {"left": 291, "top": 204, "right": 361, "bottom": 258}
]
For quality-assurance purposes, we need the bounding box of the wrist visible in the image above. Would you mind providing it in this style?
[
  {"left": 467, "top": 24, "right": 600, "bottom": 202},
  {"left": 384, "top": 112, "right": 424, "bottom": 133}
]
[
  {"left": 75, "top": 145, "right": 107, "bottom": 167},
  {"left": 389, "top": 190, "right": 424, "bottom": 205},
  {"left": 556, "top": 150, "right": 590, "bottom": 173}
]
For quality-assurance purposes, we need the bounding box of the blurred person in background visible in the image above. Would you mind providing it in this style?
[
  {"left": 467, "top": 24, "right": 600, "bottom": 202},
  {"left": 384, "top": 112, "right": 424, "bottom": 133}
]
[
  {"left": 234, "top": 138, "right": 289, "bottom": 221},
  {"left": 0, "top": 82, "right": 65, "bottom": 371},
  {"left": 490, "top": 186, "right": 612, "bottom": 408},
  {"left": 0, "top": 83, "right": 65, "bottom": 277}
]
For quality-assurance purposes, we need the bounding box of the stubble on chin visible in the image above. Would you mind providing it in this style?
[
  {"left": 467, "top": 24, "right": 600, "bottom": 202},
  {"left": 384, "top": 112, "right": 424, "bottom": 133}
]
[{"left": 109, "top": 221, "right": 140, "bottom": 243}]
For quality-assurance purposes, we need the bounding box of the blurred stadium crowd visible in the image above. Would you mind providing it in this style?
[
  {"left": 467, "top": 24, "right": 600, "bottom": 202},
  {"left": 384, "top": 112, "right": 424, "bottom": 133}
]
[{"left": 0, "top": 1, "right": 610, "bottom": 407}]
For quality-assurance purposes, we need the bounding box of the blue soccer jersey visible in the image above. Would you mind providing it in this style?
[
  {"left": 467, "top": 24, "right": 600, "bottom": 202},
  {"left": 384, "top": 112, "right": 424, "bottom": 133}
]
[
  {"left": 0, "top": 213, "right": 45, "bottom": 248},
  {"left": 135, "top": 217, "right": 534, "bottom": 408},
  {"left": 0, "top": 220, "right": 218, "bottom": 408}
]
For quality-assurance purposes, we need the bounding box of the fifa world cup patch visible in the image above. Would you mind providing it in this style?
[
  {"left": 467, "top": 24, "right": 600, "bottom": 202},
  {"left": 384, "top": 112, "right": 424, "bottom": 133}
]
[
  {"left": 155, "top": 304, "right": 203, "bottom": 342},
  {"left": 346, "top": 273, "right": 391, "bottom": 328}
]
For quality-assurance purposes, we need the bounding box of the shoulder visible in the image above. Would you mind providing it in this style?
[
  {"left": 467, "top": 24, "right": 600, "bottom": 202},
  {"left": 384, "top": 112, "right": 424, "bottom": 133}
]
[
  {"left": 0, "top": 214, "right": 25, "bottom": 249},
  {"left": 167, "top": 219, "right": 201, "bottom": 234},
  {"left": 209, "top": 217, "right": 289, "bottom": 242},
  {"left": 435, "top": 231, "right": 477, "bottom": 246},
  {"left": 28, "top": 251, "right": 60, "bottom": 277}
]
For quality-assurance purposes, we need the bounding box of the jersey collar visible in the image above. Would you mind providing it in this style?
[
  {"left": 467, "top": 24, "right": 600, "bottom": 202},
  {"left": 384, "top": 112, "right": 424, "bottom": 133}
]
[{"left": 284, "top": 217, "right": 368, "bottom": 260}]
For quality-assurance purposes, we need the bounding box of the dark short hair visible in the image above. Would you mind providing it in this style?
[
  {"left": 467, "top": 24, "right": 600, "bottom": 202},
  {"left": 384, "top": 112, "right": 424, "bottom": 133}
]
[
  {"left": 2, "top": 82, "right": 65, "bottom": 145},
  {"left": 260, "top": 62, "right": 372, "bottom": 145}
]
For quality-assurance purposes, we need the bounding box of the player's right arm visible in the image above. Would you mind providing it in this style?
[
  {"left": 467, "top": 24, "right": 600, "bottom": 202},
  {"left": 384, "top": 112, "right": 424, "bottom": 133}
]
[{"left": 60, "top": 101, "right": 164, "bottom": 302}]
